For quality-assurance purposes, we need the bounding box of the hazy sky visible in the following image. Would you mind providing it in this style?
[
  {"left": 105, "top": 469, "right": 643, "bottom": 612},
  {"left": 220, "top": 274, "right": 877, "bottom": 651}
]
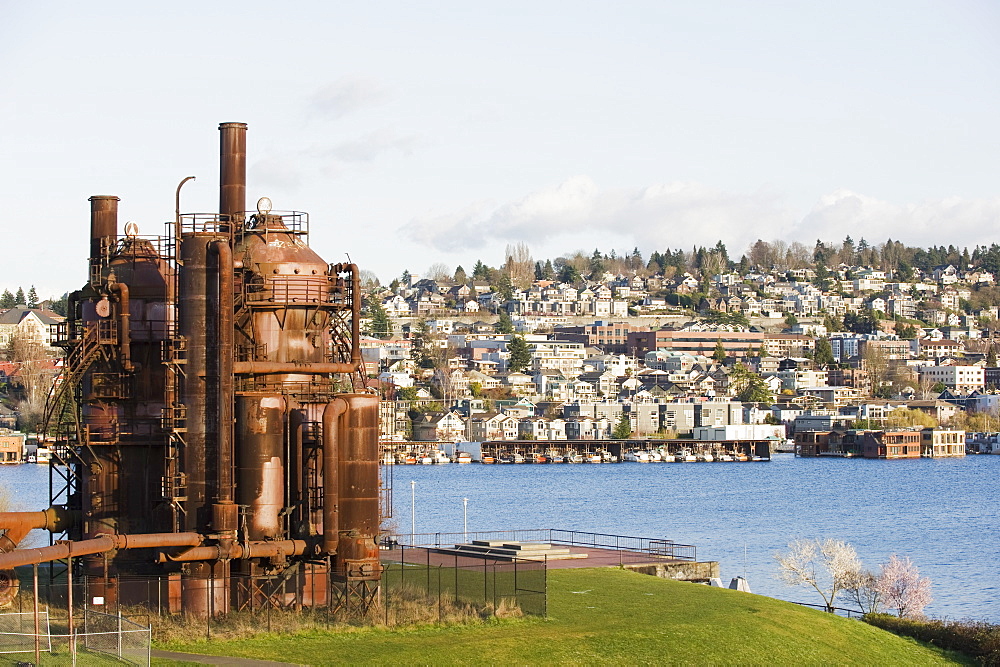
[{"left": 2, "top": 1, "right": 999, "bottom": 298}]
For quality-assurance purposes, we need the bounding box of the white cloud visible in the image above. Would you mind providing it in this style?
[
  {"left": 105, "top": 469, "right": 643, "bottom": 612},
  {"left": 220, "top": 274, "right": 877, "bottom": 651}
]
[
  {"left": 310, "top": 77, "right": 388, "bottom": 119},
  {"left": 401, "top": 177, "right": 793, "bottom": 255},
  {"left": 319, "top": 129, "right": 415, "bottom": 163},
  {"left": 401, "top": 179, "right": 1000, "bottom": 259}
]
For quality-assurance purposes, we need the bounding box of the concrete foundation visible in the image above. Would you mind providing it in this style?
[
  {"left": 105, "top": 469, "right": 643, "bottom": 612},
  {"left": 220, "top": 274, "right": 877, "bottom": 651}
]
[{"left": 623, "top": 560, "right": 720, "bottom": 583}]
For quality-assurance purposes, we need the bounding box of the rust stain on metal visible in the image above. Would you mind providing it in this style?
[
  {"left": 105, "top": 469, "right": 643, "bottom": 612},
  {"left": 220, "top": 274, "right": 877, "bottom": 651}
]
[{"left": 0, "top": 123, "right": 381, "bottom": 616}]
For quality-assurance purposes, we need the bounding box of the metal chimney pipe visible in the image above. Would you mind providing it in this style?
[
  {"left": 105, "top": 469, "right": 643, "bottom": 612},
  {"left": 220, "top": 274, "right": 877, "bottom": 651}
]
[
  {"left": 219, "top": 122, "right": 247, "bottom": 227},
  {"left": 89, "top": 195, "right": 119, "bottom": 261}
]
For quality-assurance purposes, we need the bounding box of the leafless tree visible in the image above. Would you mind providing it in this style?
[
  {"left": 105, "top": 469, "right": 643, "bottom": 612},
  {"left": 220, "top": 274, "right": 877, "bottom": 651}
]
[
  {"left": 775, "top": 538, "right": 862, "bottom": 611},
  {"left": 5, "top": 329, "right": 57, "bottom": 431},
  {"left": 862, "top": 343, "right": 890, "bottom": 398},
  {"left": 504, "top": 242, "right": 534, "bottom": 289},
  {"left": 840, "top": 569, "right": 882, "bottom": 614},
  {"left": 787, "top": 242, "right": 812, "bottom": 269},
  {"left": 426, "top": 263, "right": 452, "bottom": 282}
]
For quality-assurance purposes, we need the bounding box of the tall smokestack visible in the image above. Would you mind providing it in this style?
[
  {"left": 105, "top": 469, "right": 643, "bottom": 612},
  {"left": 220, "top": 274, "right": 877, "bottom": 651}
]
[
  {"left": 219, "top": 122, "right": 247, "bottom": 225},
  {"left": 89, "top": 195, "right": 119, "bottom": 261}
]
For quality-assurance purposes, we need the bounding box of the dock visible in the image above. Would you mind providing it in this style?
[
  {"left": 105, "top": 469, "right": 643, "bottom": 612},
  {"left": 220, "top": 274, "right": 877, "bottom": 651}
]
[{"left": 379, "top": 439, "right": 773, "bottom": 464}]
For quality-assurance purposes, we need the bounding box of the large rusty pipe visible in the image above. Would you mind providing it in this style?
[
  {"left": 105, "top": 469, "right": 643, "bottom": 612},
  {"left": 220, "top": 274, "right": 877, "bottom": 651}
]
[
  {"left": 233, "top": 361, "right": 360, "bottom": 375},
  {"left": 322, "top": 398, "right": 348, "bottom": 555},
  {"left": 0, "top": 508, "right": 70, "bottom": 551},
  {"left": 289, "top": 407, "right": 304, "bottom": 532},
  {"left": 209, "top": 240, "right": 235, "bottom": 507},
  {"left": 0, "top": 532, "right": 202, "bottom": 569},
  {"left": 108, "top": 281, "right": 132, "bottom": 371},
  {"left": 219, "top": 122, "right": 247, "bottom": 229},
  {"left": 330, "top": 263, "right": 362, "bottom": 371},
  {"left": 157, "top": 539, "right": 309, "bottom": 563},
  {"left": 89, "top": 196, "right": 119, "bottom": 262}
]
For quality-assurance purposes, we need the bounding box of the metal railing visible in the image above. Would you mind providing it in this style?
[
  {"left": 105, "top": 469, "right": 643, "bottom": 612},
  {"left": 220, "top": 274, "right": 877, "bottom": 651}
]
[
  {"left": 790, "top": 601, "right": 866, "bottom": 618},
  {"left": 392, "top": 528, "right": 698, "bottom": 562}
]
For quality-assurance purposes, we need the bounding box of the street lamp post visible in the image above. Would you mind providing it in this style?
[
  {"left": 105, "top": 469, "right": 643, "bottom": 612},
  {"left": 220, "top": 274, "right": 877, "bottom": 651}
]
[
  {"left": 463, "top": 497, "right": 469, "bottom": 542},
  {"left": 410, "top": 480, "right": 416, "bottom": 541}
]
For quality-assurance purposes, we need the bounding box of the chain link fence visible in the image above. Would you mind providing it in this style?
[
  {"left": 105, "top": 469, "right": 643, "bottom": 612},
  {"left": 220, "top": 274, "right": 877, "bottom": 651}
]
[
  {"left": 381, "top": 544, "right": 546, "bottom": 620},
  {"left": 0, "top": 609, "right": 51, "bottom": 656},
  {"left": 0, "top": 607, "right": 150, "bottom": 665}
]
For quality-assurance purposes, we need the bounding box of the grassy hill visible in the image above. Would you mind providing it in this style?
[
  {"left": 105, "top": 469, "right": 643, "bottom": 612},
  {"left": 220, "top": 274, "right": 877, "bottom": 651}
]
[{"left": 156, "top": 568, "right": 969, "bottom": 665}]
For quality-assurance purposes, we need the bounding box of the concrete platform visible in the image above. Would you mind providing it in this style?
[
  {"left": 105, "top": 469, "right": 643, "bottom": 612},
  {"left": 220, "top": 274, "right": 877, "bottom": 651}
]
[{"left": 443, "top": 541, "right": 589, "bottom": 561}]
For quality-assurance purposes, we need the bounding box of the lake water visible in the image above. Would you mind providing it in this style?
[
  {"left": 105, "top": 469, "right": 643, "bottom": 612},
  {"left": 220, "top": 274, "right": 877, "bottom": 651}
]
[{"left": 3, "top": 455, "right": 999, "bottom": 621}]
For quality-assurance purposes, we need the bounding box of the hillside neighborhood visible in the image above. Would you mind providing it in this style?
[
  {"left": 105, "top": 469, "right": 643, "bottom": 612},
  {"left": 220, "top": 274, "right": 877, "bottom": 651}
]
[
  {"left": 356, "top": 241, "right": 1000, "bottom": 455},
  {"left": 4, "top": 241, "right": 1000, "bottom": 459}
]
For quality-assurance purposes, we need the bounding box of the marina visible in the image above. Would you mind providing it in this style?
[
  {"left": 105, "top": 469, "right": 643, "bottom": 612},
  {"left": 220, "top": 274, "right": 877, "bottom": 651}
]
[{"left": 378, "top": 439, "right": 773, "bottom": 465}]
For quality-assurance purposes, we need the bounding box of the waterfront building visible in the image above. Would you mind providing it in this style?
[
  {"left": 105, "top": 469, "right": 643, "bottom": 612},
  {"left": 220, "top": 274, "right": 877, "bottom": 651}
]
[
  {"left": 0, "top": 431, "right": 24, "bottom": 463},
  {"left": 861, "top": 430, "right": 922, "bottom": 459},
  {"left": 921, "top": 429, "right": 966, "bottom": 457}
]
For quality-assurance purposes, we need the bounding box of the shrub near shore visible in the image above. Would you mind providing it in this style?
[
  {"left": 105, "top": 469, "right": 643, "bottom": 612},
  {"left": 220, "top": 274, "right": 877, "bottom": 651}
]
[{"left": 866, "top": 614, "right": 1000, "bottom": 665}]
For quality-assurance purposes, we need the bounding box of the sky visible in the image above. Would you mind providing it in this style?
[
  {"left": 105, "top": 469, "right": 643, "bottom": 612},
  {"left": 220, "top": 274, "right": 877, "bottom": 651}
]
[{"left": 2, "top": 1, "right": 999, "bottom": 299}]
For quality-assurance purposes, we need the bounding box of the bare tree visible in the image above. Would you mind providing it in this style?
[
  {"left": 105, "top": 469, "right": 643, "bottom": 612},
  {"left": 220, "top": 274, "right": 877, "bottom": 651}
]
[
  {"left": 426, "top": 262, "right": 452, "bottom": 282},
  {"left": 862, "top": 343, "right": 890, "bottom": 398},
  {"left": 877, "top": 554, "right": 932, "bottom": 618},
  {"left": 504, "top": 242, "right": 534, "bottom": 289},
  {"left": 5, "top": 329, "right": 57, "bottom": 431},
  {"left": 775, "top": 538, "right": 862, "bottom": 611},
  {"left": 840, "top": 569, "right": 882, "bottom": 614}
]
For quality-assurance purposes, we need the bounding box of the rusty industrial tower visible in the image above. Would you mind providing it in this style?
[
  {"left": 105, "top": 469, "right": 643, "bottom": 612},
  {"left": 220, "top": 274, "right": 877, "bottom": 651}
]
[{"left": 0, "top": 123, "right": 382, "bottom": 616}]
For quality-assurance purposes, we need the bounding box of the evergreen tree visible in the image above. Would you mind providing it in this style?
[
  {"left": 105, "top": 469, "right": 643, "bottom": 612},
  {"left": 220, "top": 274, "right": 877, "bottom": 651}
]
[
  {"left": 713, "top": 338, "right": 727, "bottom": 364},
  {"left": 365, "top": 294, "right": 392, "bottom": 339},
  {"left": 14, "top": 287, "right": 24, "bottom": 306},
  {"left": 506, "top": 335, "right": 532, "bottom": 373},
  {"left": 26, "top": 286, "right": 37, "bottom": 309},
  {"left": 495, "top": 273, "right": 514, "bottom": 301},
  {"left": 543, "top": 259, "right": 555, "bottom": 280},
  {"left": 987, "top": 345, "right": 997, "bottom": 368},
  {"left": 559, "top": 264, "right": 581, "bottom": 284},
  {"left": 495, "top": 311, "right": 515, "bottom": 334},
  {"left": 0, "top": 290, "right": 14, "bottom": 309},
  {"left": 454, "top": 265, "right": 467, "bottom": 284},
  {"left": 612, "top": 412, "right": 632, "bottom": 439},
  {"left": 589, "top": 249, "right": 605, "bottom": 277},
  {"left": 814, "top": 337, "right": 835, "bottom": 366}
]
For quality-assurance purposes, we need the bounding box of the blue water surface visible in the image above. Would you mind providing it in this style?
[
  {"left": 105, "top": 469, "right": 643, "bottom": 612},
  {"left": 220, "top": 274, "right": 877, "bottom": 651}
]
[{"left": 3, "top": 455, "right": 998, "bottom": 621}]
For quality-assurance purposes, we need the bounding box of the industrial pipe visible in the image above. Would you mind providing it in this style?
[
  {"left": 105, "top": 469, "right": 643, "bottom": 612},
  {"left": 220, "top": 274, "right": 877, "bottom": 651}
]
[
  {"left": 108, "top": 280, "right": 132, "bottom": 371},
  {"left": 219, "top": 122, "right": 247, "bottom": 230},
  {"left": 89, "top": 196, "right": 119, "bottom": 262},
  {"left": 209, "top": 240, "right": 235, "bottom": 508},
  {"left": 175, "top": 175, "right": 196, "bottom": 249},
  {"left": 288, "top": 407, "right": 305, "bottom": 532},
  {"left": 233, "top": 361, "right": 360, "bottom": 375},
  {"left": 157, "top": 539, "right": 309, "bottom": 563},
  {"left": 322, "top": 398, "right": 348, "bottom": 555},
  {"left": 0, "top": 508, "right": 71, "bottom": 552},
  {"left": 0, "top": 532, "right": 202, "bottom": 570}
]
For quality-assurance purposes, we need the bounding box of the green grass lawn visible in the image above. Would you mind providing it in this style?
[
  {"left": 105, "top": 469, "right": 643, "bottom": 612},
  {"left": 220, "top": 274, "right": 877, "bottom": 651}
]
[{"left": 154, "top": 568, "right": 970, "bottom": 665}]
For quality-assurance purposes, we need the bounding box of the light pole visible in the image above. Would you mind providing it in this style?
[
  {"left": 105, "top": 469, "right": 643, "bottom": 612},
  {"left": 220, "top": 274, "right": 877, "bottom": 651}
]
[
  {"left": 463, "top": 497, "right": 469, "bottom": 542},
  {"left": 410, "top": 480, "right": 416, "bottom": 541}
]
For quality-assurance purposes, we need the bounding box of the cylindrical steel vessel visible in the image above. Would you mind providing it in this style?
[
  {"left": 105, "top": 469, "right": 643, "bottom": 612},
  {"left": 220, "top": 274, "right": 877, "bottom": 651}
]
[{"left": 236, "top": 394, "right": 286, "bottom": 540}]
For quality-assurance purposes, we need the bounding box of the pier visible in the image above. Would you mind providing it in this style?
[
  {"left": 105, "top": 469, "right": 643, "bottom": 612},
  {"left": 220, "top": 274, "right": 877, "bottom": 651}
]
[{"left": 379, "top": 439, "right": 772, "bottom": 464}]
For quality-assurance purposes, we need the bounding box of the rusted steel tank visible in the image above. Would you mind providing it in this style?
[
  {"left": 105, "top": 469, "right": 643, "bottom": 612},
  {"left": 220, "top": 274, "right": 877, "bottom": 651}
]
[{"left": 0, "top": 122, "right": 382, "bottom": 618}]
